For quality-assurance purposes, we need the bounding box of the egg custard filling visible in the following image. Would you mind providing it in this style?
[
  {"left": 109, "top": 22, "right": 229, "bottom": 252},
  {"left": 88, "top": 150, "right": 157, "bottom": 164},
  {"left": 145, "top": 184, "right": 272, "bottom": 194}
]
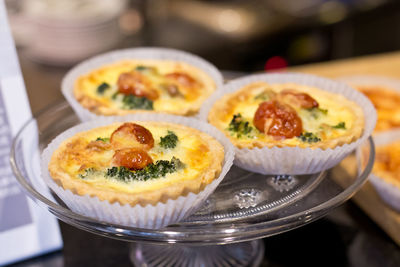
[
  {"left": 208, "top": 82, "right": 364, "bottom": 149},
  {"left": 74, "top": 60, "right": 216, "bottom": 116},
  {"left": 48, "top": 121, "right": 224, "bottom": 206}
]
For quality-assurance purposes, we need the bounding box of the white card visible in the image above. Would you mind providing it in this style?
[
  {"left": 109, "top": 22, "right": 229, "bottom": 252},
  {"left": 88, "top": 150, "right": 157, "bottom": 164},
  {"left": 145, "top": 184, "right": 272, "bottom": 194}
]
[{"left": 0, "top": 1, "right": 62, "bottom": 265}]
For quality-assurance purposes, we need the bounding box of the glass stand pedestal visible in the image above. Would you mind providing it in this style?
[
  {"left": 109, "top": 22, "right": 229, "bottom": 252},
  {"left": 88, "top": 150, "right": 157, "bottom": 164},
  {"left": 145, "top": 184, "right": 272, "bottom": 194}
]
[
  {"left": 131, "top": 240, "right": 264, "bottom": 267},
  {"left": 10, "top": 102, "right": 374, "bottom": 267}
]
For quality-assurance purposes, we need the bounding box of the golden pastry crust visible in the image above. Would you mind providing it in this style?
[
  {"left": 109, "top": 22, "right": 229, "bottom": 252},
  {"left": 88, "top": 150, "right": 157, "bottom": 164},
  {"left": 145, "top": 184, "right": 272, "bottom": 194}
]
[
  {"left": 373, "top": 141, "right": 400, "bottom": 189},
  {"left": 48, "top": 121, "right": 224, "bottom": 206},
  {"left": 74, "top": 60, "right": 217, "bottom": 116},
  {"left": 354, "top": 85, "right": 400, "bottom": 132},
  {"left": 208, "top": 82, "right": 364, "bottom": 149}
]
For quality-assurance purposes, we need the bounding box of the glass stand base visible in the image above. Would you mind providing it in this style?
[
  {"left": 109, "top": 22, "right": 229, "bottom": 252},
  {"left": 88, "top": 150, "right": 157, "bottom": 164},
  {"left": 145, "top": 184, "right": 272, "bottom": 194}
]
[{"left": 130, "top": 240, "right": 265, "bottom": 267}]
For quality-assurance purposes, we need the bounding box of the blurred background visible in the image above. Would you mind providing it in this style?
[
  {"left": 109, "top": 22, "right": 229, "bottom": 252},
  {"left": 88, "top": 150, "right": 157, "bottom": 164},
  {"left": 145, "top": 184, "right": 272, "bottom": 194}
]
[{"left": 5, "top": 0, "right": 400, "bottom": 71}]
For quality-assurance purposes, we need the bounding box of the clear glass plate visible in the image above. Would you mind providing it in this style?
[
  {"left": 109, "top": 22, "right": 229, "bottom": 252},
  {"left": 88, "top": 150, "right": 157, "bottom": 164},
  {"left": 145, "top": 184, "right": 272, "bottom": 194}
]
[{"left": 10, "top": 101, "right": 374, "bottom": 246}]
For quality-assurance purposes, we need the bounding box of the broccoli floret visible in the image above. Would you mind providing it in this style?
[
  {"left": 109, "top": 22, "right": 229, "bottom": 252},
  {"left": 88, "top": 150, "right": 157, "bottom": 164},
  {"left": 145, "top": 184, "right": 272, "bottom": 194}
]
[
  {"left": 106, "top": 157, "right": 185, "bottom": 182},
  {"left": 254, "top": 89, "right": 275, "bottom": 101},
  {"left": 96, "top": 137, "right": 110, "bottom": 142},
  {"left": 307, "top": 107, "right": 328, "bottom": 119},
  {"left": 254, "top": 93, "right": 269, "bottom": 101},
  {"left": 106, "top": 167, "right": 118, "bottom": 177},
  {"left": 122, "top": 94, "right": 153, "bottom": 110},
  {"left": 135, "top": 65, "right": 148, "bottom": 71},
  {"left": 78, "top": 168, "right": 96, "bottom": 179},
  {"left": 318, "top": 108, "right": 328, "bottom": 114},
  {"left": 97, "top": 82, "right": 110, "bottom": 95},
  {"left": 170, "top": 156, "right": 185, "bottom": 169},
  {"left": 106, "top": 166, "right": 134, "bottom": 182},
  {"left": 332, "top": 122, "right": 346, "bottom": 129},
  {"left": 298, "top": 132, "right": 321, "bottom": 143},
  {"left": 135, "top": 65, "right": 158, "bottom": 75},
  {"left": 107, "top": 166, "right": 133, "bottom": 182},
  {"left": 159, "top": 131, "right": 178, "bottom": 149},
  {"left": 227, "top": 113, "right": 254, "bottom": 138},
  {"left": 111, "top": 92, "right": 119, "bottom": 100},
  {"left": 229, "top": 113, "right": 242, "bottom": 132}
]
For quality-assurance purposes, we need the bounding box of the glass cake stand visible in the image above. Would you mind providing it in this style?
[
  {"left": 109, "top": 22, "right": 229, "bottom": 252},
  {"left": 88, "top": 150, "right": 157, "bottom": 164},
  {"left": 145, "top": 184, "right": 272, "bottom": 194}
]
[{"left": 10, "top": 102, "right": 375, "bottom": 267}]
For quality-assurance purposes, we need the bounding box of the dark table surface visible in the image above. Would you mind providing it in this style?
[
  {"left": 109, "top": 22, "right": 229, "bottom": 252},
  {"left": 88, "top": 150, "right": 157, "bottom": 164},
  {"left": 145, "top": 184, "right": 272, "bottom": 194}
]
[{"left": 7, "top": 53, "right": 400, "bottom": 267}]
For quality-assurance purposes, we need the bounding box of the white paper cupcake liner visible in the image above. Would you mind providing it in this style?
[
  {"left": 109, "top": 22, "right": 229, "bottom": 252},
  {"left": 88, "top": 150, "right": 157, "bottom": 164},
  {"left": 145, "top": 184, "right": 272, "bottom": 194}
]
[
  {"left": 199, "top": 72, "right": 376, "bottom": 175},
  {"left": 41, "top": 114, "right": 234, "bottom": 229},
  {"left": 61, "top": 47, "right": 224, "bottom": 121},
  {"left": 357, "top": 130, "right": 400, "bottom": 212}
]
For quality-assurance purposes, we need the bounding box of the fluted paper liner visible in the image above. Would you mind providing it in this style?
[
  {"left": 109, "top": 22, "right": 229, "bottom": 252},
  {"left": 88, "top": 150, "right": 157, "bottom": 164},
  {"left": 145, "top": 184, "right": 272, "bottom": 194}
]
[
  {"left": 41, "top": 114, "right": 234, "bottom": 229},
  {"left": 357, "top": 130, "right": 400, "bottom": 212},
  {"left": 62, "top": 47, "right": 224, "bottom": 121},
  {"left": 199, "top": 73, "right": 376, "bottom": 175}
]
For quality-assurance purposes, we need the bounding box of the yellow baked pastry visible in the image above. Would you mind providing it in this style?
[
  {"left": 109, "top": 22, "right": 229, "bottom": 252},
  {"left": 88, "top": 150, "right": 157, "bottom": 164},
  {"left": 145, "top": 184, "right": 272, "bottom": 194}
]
[
  {"left": 373, "top": 140, "right": 400, "bottom": 189},
  {"left": 354, "top": 86, "right": 400, "bottom": 132},
  {"left": 48, "top": 121, "right": 224, "bottom": 206},
  {"left": 74, "top": 60, "right": 217, "bottom": 116},
  {"left": 208, "top": 82, "right": 364, "bottom": 149}
]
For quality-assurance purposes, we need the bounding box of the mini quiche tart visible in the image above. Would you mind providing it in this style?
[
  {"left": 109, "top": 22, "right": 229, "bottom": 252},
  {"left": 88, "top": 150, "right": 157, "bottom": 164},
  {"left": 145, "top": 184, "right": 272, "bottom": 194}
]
[
  {"left": 208, "top": 82, "right": 364, "bottom": 149},
  {"left": 364, "top": 131, "right": 400, "bottom": 212},
  {"left": 353, "top": 85, "right": 400, "bottom": 132},
  {"left": 48, "top": 121, "right": 224, "bottom": 206},
  {"left": 373, "top": 141, "right": 400, "bottom": 189},
  {"left": 73, "top": 59, "right": 217, "bottom": 116}
]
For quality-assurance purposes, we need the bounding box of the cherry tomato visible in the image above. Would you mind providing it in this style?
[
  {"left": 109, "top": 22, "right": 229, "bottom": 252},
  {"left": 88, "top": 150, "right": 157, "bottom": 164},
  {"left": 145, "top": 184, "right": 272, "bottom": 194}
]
[
  {"left": 280, "top": 89, "right": 319, "bottom": 109},
  {"left": 117, "top": 72, "right": 159, "bottom": 100},
  {"left": 165, "top": 72, "right": 198, "bottom": 88},
  {"left": 110, "top": 123, "right": 154, "bottom": 150},
  {"left": 253, "top": 100, "right": 303, "bottom": 139},
  {"left": 112, "top": 148, "right": 153, "bottom": 170}
]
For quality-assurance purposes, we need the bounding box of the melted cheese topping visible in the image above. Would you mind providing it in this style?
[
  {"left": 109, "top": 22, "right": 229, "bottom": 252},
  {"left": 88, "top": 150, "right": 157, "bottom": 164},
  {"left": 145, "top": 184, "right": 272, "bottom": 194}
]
[
  {"left": 208, "top": 82, "right": 364, "bottom": 149},
  {"left": 355, "top": 86, "right": 400, "bottom": 132},
  {"left": 74, "top": 60, "right": 216, "bottom": 116},
  {"left": 50, "top": 122, "right": 222, "bottom": 196}
]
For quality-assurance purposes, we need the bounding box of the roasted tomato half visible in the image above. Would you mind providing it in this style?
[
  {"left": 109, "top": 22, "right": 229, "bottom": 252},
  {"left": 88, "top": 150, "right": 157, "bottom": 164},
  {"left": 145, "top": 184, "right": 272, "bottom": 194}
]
[
  {"left": 279, "top": 89, "right": 319, "bottom": 109},
  {"left": 110, "top": 122, "right": 154, "bottom": 150},
  {"left": 165, "top": 72, "right": 202, "bottom": 100},
  {"left": 253, "top": 100, "right": 303, "bottom": 139},
  {"left": 112, "top": 148, "right": 153, "bottom": 170},
  {"left": 165, "top": 72, "right": 199, "bottom": 88},
  {"left": 117, "top": 72, "right": 159, "bottom": 100}
]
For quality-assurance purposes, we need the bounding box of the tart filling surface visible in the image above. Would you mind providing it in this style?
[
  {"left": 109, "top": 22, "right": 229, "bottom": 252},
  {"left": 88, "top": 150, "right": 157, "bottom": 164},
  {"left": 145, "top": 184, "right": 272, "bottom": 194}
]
[
  {"left": 48, "top": 121, "right": 224, "bottom": 206},
  {"left": 208, "top": 82, "right": 364, "bottom": 149},
  {"left": 74, "top": 60, "right": 216, "bottom": 116}
]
